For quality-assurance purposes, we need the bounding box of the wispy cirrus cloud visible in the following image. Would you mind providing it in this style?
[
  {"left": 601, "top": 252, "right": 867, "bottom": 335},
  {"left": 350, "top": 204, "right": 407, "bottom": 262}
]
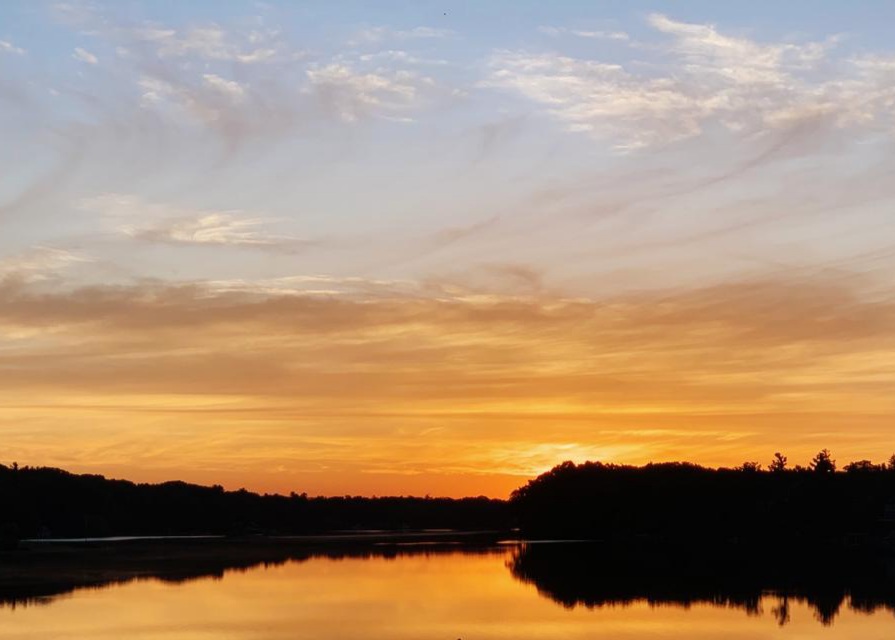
[
  {"left": 305, "top": 63, "right": 439, "bottom": 122},
  {"left": 352, "top": 25, "right": 455, "bottom": 45},
  {"left": 0, "top": 247, "right": 93, "bottom": 284},
  {"left": 129, "top": 24, "right": 287, "bottom": 63},
  {"left": 358, "top": 49, "right": 449, "bottom": 67},
  {"left": 33, "top": 5, "right": 458, "bottom": 156},
  {"left": 201, "top": 73, "right": 246, "bottom": 100},
  {"left": 487, "top": 14, "right": 895, "bottom": 150},
  {"left": 0, "top": 39, "right": 25, "bottom": 55},
  {"left": 123, "top": 213, "right": 308, "bottom": 251},
  {"left": 72, "top": 46, "right": 98, "bottom": 64},
  {"left": 538, "top": 26, "right": 630, "bottom": 41},
  {"left": 205, "top": 274, "right": 418, "bottom": 297},
  {"left": 52, "top": 1, "right": 292, "bottom": 63},
  {"left": 80, "top": 193, "right": 310, "bottom": 252}
]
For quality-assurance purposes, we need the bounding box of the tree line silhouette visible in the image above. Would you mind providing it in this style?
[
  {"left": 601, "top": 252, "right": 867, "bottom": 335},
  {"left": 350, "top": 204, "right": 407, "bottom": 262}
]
[
  {"left": 510, "top": 451, "right": 895, "bottom": 543},
  {"left": 0, "top": 464, "right": 505, "bottom": 543},
  {"left": 3, "top": 449, "right": 895, "bottom": 545}
]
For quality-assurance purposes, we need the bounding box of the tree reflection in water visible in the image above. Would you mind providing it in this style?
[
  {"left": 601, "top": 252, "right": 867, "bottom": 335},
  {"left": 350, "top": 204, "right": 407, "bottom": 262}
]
[
  {"left": 4, "top": 540, "right": 895, "bottom": 628},
  {"left": 507, "top": 541, "right": 895, "bottom": 626}
]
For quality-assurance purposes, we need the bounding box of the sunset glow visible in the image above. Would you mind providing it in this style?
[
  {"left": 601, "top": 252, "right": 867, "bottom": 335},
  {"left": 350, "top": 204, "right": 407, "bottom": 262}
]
[{"left": 2, "top": 1, "right": 895, "bottom": 496}]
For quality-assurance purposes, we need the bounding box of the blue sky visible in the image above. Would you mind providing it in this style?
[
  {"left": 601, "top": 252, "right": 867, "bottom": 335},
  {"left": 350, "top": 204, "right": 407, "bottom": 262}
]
[
  {"left": 1, "top": 1, "right": 895, "bottom": 494},
  {"left": 3, "top": 0, "right": 894, "bottom": 292}
]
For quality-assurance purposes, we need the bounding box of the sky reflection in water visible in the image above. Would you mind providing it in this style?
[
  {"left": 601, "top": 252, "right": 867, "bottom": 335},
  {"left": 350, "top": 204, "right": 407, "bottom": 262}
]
[{"left": 3, "top": 544, "right": 895, "bottom": 639}]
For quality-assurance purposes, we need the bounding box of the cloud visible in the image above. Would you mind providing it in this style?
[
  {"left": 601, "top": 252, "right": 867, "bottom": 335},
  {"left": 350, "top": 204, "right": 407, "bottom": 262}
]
[
  {"left": 403, "top": 27, "right": 453, "bottom": 39},
  {"left": 429, "top": 263, "right": 545, "bottom": 297},
  {"left": 127, "top": 24, "right": 284, "bottom": 64},
  {"left": 79, "top": 193, "right": 167, "bottom": 218},
  {"left": 32, "top": 7, "right": 309, "bottom": 156},
  {"left": 305, "top": 63, "right": 435, "bottom": 122},
  {"left": 117, "top": 67, "right": 305, "bottom": 151},
  {"left": 354, "top": 26, "right": 454, "bottom": 44},
  {"left": 852, "top": 54, "right": 895, "bottom": 72},
  {"left": 0, "top": 40, "right": 25, "bottom": 55},
  {"left": 79, "top": 193, "right": 308, "bottom": 252},
  {"left": 0, "top": 247, "right": 93, "bottom": 284},
  {"left": 487, "top": 14, "right": 895, "bottom": 150},
  {"left": 51, "top": 2, "right": 290, "bottom": 63},
  {"left": 1, "top": 273, "right": 892, "bottom": 407},
  {"left": 358, "top": 50, "right": 449, "bottom": 66},
  {"left": 72, "top": 47, "right": 98, "bottom": 64},
  {"left": 135, "top": 73, "right": 258, "bottom": 130},
  {"left": 123, "top": 213, "right": 306, "bottom": 250},
  {"left": 0, "top": 273, "right": 893, "bottom": 489},
  {"left": 646, "top": 13, "right": 834, "bottom": 84},
  {"left": 0, "top": 273, "right": 889, "bottom": 385},
  {"left": 25, "top": 6, "right": 455, "bottom": 161},
  {"left": 486, "top": 51, "right": 689, "bottom": 150},
  {"left": 539, "top": 26, "right": 629, "bottom": 41},
  {"left": 202, "top": 73, "right": 246, "bottom": 100}
]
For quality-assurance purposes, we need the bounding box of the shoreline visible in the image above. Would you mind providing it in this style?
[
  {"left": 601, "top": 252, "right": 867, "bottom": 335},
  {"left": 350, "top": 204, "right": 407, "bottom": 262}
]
[{"left": 19, "top": 528, "right": 510, "bottom": 547}]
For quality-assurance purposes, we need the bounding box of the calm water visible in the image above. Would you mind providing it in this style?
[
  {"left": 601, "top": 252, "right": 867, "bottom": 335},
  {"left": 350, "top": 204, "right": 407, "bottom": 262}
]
[{"left": 3, "top": 543, "right": 895, "bottom": 639}]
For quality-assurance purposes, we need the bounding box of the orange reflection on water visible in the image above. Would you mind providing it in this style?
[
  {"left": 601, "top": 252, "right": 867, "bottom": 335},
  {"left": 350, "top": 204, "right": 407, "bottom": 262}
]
[{"left": 3, "top": 548, "right": 895, "bottom": 639}]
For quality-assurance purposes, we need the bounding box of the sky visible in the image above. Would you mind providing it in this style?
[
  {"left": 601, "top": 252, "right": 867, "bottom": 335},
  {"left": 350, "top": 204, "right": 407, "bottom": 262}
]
[{"left": 1, "top": 1, "right": 895, "bottom": 498}]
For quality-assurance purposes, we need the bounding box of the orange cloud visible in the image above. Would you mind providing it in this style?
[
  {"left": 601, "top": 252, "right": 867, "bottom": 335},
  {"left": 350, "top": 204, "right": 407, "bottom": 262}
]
[{"left": 1, "top": 272, "right": 893, "bottom": 496}]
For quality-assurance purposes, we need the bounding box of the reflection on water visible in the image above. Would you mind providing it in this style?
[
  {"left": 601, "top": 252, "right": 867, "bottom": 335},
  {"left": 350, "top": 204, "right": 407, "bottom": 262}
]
[
  {"left": 509, "top": 542, "right": 895, "bottom": 627},
  {"left": 2, "top": 542, "right": 895, "bottom": 639},
  {"left": 0, "top": 540, "right": 501, "bottom": 609}
]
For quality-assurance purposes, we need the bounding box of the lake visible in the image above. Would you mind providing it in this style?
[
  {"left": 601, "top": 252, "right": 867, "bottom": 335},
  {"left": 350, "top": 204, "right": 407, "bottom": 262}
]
[{"left": 3, "top": 542, "right": 895, "bottom": 639}]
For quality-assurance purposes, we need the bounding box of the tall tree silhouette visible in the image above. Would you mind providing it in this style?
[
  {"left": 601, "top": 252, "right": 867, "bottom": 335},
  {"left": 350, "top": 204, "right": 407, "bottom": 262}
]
[
  {"left": 810, "top": 449, "right": 836, "bottom": 473},
  {"left": 768, "top": 452, "right": 788, "bottom": 472}
]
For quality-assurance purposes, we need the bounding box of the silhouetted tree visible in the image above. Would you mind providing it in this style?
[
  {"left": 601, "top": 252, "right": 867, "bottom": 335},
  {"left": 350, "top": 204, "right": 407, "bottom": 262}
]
[
  {"left": 810, "top": 449, "right": 836, "bottom": 474},
  {"left": 844, "top": 460, "right": 879, "bottom": 474},
  {"left": 740, "top": 461, "right": 761, "bottom": 473},
  {"left": 769, "top": 452, "right": 788, "bottom": 473}
]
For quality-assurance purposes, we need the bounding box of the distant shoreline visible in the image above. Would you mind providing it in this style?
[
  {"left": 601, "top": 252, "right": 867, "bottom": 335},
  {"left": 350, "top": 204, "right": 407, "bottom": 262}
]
[
  {"left": 17, "top": 528, "right": 510, "bottom": 548},
  {"left": 6, "top": 459, "right": 895, "bottom": 553}
]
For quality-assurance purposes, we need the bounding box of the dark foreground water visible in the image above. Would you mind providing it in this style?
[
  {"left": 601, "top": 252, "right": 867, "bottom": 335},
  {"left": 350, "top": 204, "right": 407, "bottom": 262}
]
[{"left": 3, "top": 542, "right": 895, "bottom": 639}]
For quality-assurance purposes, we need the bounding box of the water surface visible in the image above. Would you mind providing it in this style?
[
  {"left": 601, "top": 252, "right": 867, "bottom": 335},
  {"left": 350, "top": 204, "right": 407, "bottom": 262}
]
[{"left": 3, "top": 543, "right": 895, "bottom": 639}]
